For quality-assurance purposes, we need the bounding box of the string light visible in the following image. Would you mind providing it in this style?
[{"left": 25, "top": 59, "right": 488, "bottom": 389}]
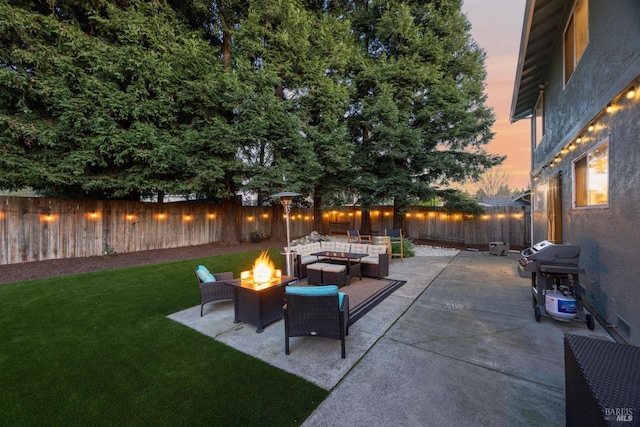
[
  {"left": 627, "top": 86, "right": 635, "bottom": 99},
  {"left": 606, "top": 103, "right": 613, "bottom": 113},
  {"left": 20, "top": 205, "right": 535, "bottom": 255}
]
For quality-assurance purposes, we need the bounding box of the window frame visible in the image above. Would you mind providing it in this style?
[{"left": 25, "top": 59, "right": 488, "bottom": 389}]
[
  {"left": 572, "top": 136, "right": 609, "bottom": 209},
  {"left": 563, "top": 0, "right": 589, "bottom": 86}
]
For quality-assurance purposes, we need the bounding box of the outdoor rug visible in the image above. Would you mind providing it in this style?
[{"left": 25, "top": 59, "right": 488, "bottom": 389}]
[{"left": 342, "top": 278, "right": 406, "bottom": 326}]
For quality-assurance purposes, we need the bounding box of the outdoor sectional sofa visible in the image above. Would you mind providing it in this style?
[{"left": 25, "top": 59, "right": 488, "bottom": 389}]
[{"left": 288, "top": 241, "right": 389, "bottom": 280}]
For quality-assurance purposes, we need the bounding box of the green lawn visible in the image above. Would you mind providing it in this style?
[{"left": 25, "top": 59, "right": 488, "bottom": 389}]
[{"left": 0, "top": 248, "right": 327, "bottom": 426}]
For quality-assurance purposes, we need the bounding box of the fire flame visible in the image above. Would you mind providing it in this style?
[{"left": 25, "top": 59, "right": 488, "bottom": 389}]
[{"left": 252, "top": 250, "right": 275, "bottom": 284}]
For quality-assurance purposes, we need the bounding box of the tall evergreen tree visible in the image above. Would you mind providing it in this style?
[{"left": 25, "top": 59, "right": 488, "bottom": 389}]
[
  {"left": 348, "top": 0, "right": 502, "bottom": 228},
  {"left": 233, "top": 0, "right": 356, "bottom": 234},
  {"left": 0, "top": 0, "right": 239, "bottom": 200}
]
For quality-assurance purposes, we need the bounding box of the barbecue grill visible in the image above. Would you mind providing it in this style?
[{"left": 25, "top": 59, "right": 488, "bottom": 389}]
[{"left": 519, "top": 240, "right": 595, "bottom": 329}]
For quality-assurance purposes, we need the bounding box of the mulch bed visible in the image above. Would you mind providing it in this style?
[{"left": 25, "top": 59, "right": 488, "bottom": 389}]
[{"left": 0, "top": 240, "right": 278, "bottom": 285}]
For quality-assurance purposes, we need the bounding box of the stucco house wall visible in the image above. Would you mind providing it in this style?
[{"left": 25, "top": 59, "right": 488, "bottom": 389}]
[{"left": 513, "top": 0, "right": 640, "bottom": 344}]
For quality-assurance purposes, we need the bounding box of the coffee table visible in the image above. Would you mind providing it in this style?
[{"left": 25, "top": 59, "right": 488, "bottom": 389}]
[
  {"left": 223, "top": 275, "right": 296, "bottom": 333},
  {"left": 310, "top": 251, "right": 368, "bottom": 284}
]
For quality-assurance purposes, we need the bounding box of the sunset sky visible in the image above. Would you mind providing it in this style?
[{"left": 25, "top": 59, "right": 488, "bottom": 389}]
[{"left": 461, "top": 0, "right": 531, "bottom": 191}]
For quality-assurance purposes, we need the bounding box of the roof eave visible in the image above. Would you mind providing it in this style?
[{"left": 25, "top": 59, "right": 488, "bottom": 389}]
[
  {"left": 510, "top": 0, "right": 536, "bottom": 123},
  {"left": 510, "top": 0, "right": 570, "bottom": 122}
]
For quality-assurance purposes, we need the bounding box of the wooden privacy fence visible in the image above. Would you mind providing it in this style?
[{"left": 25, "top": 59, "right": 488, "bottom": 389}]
[
  {"left": 322, "top": 206, "right": 531, "bottom": 249},
  {"left": 0, "top": 197, "right": 529, "bottom": 265}
]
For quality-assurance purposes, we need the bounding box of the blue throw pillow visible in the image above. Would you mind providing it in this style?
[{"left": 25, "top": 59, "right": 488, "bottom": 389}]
[
  {"left": 285, "top": 285, "right": 345, "bottom": 306},
  {"left": 196, "top": 265, "right": 216, "bottom": 283}
]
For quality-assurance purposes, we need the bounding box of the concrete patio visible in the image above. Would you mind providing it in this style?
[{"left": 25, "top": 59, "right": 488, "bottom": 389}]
[{"left": 170, "top": 248, "right": 613, "bottom": 426}]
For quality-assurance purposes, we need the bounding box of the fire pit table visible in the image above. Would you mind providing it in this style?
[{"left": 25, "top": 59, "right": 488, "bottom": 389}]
[{"left": 223, "top": 275, "right": 296, "bottom": 333}]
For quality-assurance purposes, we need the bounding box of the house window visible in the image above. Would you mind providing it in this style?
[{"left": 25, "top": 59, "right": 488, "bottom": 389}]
[
  {"left": 573, "top": 137, "right": 608, "bottom": 207},
  {"left": 563, "top": 0, "right": 589, "bottom": 85},
  {"left": 534, "top": 92, "right": 544, "bottom": 147}
]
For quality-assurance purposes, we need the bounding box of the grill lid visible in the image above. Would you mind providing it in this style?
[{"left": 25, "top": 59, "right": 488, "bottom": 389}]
[{"left": 519, "top": 241, "right": 582, "bottom": 272}]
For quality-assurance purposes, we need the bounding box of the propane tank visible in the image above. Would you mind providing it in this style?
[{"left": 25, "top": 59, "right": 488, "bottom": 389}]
[{"left": 545, "top": 286, "right": 577, "bottom": 321}]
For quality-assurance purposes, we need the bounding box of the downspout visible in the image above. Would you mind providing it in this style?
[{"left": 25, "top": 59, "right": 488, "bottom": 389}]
[{"left": 530, "top": 116, "right": 535, "bottom": 247}]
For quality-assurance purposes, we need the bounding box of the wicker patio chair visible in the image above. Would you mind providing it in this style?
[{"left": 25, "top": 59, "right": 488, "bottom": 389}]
[
  {"left": 195, "top": 269, "right": 235, "bottom": 317},
  {"left": 284, "top": 288, "right": 350, "bottom": 359}
]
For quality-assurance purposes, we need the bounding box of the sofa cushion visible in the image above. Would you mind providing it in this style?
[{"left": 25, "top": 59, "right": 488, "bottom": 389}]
[
  {"left": 306, "top": 262, "right": 332, "bottom": 271},
  {"left": 320, "top": 241, "right": 336, "bottom": 252},
  {"left": 285, "top": 285, "right": 345, "bottom": 306},
  {"left": 367, "top": 244, "right": 388, "bottom": 255},
  {"left": 300, "top": 255, "right": 320, "bottom": 265},
  {"left": 196, "top": 265, "right": 216, "bottom": 283},
  {"left": 360, "top": 255, "right": 379, "bottom": 265},
  {"left": 292, "top": 242, "right": 321, "bottom": 257},
  {"left": 321, "top": 263, "right": 347, "bottom": 273},
  {"left": 333, "top": 242, "right": 351, "bottom": 253},
  {"left": 350, "top": 243, "right": 369, "bottom": 254}
]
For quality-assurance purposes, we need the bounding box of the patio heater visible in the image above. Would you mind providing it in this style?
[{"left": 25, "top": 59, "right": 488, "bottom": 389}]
[{"left": 271, "top": 191, "right": 301, "bottom": 278}]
